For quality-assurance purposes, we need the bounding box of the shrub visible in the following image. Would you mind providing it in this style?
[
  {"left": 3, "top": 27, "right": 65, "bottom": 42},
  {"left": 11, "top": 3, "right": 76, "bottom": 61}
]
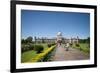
[
  {"left": 70, "top": 43, "right": 73, "bottom": 46},
  {"left": 29, "top": 44, "right": 34, "bottom": 50},
  {"left": 76, "top": 44, "right": 80, "bottom": 47},
  {"left": 21, "top": 44, "right": 34, "bottom": 53},
  {"left": 51, "top": 43, "right": 55, "bottom": 46},
  {"left": 21, "top": 44, "right": 30, "bottom": 53},
  {"left": 47, "top": 44, "right": 52, "bottom": 48},
  {"left": 31, "top": 45, "right": 56, "bottom": 62},
  {"left": 47, "top": 43, "right": 55, "bottom": 48},
  {"left": 34, "top": 45, "right": 44, "bottom": 53}
]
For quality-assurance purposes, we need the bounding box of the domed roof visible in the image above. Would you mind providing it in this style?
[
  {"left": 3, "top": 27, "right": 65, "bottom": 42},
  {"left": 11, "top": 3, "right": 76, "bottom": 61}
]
[{"left": 57, "top": 32, "right": 62, "bottom": 36}]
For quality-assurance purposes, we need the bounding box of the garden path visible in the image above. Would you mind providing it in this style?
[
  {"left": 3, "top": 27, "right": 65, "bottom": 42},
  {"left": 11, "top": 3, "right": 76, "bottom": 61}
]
[{"left": 52, "top": 45, "right": 89, "bottom": 61}]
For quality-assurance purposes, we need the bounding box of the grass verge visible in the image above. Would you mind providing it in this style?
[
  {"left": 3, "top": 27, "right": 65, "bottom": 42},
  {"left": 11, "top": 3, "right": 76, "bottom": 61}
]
[
  {"left": 72, "top": 43, "right": 90, "bottom": 55},
  {"left": 21, "top": 50, "right": 37, "bottom": 63}
]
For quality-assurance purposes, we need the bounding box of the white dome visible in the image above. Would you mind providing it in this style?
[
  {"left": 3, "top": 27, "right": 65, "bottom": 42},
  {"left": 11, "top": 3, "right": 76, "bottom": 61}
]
[{"left": 57, "top": 32, "right": 62, "bottom": 36}]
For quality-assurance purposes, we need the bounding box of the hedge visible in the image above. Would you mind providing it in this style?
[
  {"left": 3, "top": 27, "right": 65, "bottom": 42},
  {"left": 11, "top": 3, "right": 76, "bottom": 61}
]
[
  {"left": 29, "top": 45, "right": 56, "bottom": 62},
  {"left": 21, "top": 44, "right": 44, "bottom": 53},
  {"left": 21, "top": 44, "right": 34, "bottom": 53},
  {"left": 47, "top": 43, "right": 56, "bottom": 48},
  {"left": 34, "top": 45, "right": 44, "bottom": 53}
]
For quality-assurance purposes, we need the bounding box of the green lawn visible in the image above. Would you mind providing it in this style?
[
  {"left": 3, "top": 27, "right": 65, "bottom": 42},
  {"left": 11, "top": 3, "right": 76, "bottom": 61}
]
[
  {"left": 21, "top": 43, "right": 48, "bottom": 63},
  {"left": 21, "top": 50, "right": 37, "bottom": 63},
  {"left": 72, "top": 43, "right": 90, "bottom": 54},
  {"left": 79, "top": 43, "right": 90, "bottom": 54},
  {"left": 21, "top": 43, "right": 56, "bottom": 63}
]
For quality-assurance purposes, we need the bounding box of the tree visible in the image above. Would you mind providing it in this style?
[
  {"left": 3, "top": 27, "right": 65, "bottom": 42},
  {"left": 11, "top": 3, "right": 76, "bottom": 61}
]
[
  {"left": 21, "top": 39, "right": 25, "bottom": 44},
  {"left": 21, "top": 38, "right": 27, "bottom": 44},
  {"left": 79, "top": 37, "right": 90, "bottom": 43},
  {"left": 79, "top": 39, "right": 86, "bottom": 43},
  {"left": 86, "top": 37, "right": 90, "bottom": 43},
  {"left": 34, "top": 36, "right": 37, "bottom": 44},
  {"left": 26, "top": 36, "right": 33, "bottom": 43},
  {"left": 42, "top": 37, "right": 45, "bottom": 43}
]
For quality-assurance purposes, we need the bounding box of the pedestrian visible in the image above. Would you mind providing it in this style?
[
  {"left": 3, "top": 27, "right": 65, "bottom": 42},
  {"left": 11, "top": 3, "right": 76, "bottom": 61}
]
[{"left": 65, "top": 43, "right": 69, "bottom": 51}]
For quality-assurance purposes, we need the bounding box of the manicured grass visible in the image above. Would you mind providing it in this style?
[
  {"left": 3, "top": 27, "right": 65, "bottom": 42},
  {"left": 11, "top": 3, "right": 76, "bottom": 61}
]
[
  {"left": 72, "top": 43, "right": 90, "bottom": 54},
  {"left": 79, "top": 43, "right": 90, "bottom": 54},
  {"left": 21, "top": 43, "right": 55, "bottom": 63},
  {"left": 21, "top": 50, "right": 37, "bottom": 63}
]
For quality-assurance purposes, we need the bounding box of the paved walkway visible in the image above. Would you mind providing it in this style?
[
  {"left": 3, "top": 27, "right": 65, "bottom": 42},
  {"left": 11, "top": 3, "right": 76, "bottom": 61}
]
[{"left": 52, "top": 45, "right": 89, "bottom": 61}]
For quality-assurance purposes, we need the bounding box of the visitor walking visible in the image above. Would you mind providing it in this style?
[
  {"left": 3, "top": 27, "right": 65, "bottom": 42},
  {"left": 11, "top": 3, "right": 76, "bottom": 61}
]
[{"left": 65, "top": 43, "right": 69, "bottom": 51}]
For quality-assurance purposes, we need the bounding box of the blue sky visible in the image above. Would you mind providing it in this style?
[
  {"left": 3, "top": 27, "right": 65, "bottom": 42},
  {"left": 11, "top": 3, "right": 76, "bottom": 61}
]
[{"left": 21, "top": 10, "right": 90, "bottom": 39}]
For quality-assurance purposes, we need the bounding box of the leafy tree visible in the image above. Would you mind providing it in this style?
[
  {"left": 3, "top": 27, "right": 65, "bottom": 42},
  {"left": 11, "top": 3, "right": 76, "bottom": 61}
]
[
  {"left": 42, "top": 38, "right": 45, "bottom": 43},
  {"left": 26, "top": 36, "right": 33, "bottom": 43},
  {"left": 79, "top": 39, "right": 86, "bottom": 43},
  {"left": 79, "top": 37, "right": 90, "bottom": 43},
  {"left": 21, "top": 39, "right": 28, "bottom": 44},
  {"left": 34, "top": 36, "right": 37, "bottom": 43},
  {"left": 86, "top": 37, "right": 90, "bottom": 43},
  {"left": 21, "top": 39, "right": 25, "bottom": 43}
]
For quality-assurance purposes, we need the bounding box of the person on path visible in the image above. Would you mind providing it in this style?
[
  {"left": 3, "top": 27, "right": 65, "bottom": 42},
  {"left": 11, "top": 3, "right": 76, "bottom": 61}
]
[{"left": 65, "top": 43, "right": 69, "bottom": 51}]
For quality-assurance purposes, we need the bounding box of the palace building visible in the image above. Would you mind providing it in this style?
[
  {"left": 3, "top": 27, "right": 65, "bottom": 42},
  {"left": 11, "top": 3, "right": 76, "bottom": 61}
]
[{"left": 34, "top": 32, "right": 79, "bottom": 44}]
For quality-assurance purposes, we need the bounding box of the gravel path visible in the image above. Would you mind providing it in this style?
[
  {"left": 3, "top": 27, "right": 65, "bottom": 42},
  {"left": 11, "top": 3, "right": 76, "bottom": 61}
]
[{"left": 52, "top": 45, "right": 90, "bottom": 61}]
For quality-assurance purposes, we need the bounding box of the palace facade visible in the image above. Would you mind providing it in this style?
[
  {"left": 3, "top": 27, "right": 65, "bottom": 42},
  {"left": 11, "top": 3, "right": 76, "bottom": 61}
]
[{"left": 34, "top": 32, "right": 79, "bottom": 44}]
